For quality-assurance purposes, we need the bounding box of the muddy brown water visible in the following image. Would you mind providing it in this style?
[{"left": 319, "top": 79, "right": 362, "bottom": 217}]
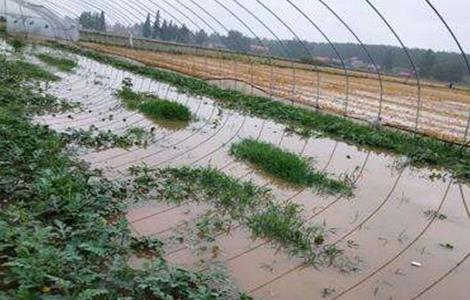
[{"left": 30, "top": 46, "right": 470, "bottom": 300}]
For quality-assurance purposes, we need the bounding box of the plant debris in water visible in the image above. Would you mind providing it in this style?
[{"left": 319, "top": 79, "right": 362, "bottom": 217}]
[
  {"left": 63, "top": 126, "right": 155, "bottom": 150},
  {"left": 36, "top": 53, "right": 78, "bottom": 72},
  {"left": 0, "top": 53, "right": 249, "bottom": 299},
  {"left": 49, "top": 42, "right": 470, "bottom": 181},
  {"left": 231, "top": 139, "right": 353, "bottom": 196},
  {"left": 117, "top": 77, "right": 192, "bottom": 122}
]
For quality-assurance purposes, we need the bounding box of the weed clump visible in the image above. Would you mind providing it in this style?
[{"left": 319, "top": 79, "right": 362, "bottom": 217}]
[
  {"left": 231, "top": 139, "right": 353, "bottom": 195},
  {"left": 36, "top": 53, "right": 78, "bottom": 72},
  {"left": 139, "top": 100, "right": 191, "bottom": 122},
  {"left": 247, "top": 203, "right": 324, "bottom": 258},
  {"left": 7, "top": 38, "right": 25, "bottom": 52},
  {"left": 117, "top": 78, "right": 191, "bottom": 122},
  {"left": 128, "top": 166, "right": 342, "bottom": 267}
]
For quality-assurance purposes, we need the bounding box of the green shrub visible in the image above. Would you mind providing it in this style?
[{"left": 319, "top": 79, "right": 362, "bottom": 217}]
[{"left": 231, "top": 139, "right": 352, "bottom": 195}]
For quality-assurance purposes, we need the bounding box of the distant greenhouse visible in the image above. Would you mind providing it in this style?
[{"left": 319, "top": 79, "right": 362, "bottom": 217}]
[{"left": 0, "top": 0, "right": 78, "bottom": 41}]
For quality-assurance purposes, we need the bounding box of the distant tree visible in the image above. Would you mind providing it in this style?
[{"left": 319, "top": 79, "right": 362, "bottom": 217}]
[
  {"left": 152, "top": 11, "right": 161, "bottom": 39},
  {"left": 382, "top": 50, "right": 394, "bottom": 71},
  {"left": 99, "top": 11, "right": 106, "bottom": 31},
  {"left": 142, "top": 13, "right": 152, "bottom": 38},
  {"left": 194, "top": 30, "right": 208, "bottom": 45},
  {"left": 79, "top": 11, "right": 106, "bottom": 31},
  {"left": 79, "top": 12, "right": 92, "bottom": 30},
  {"left": 433, "top": 58, "right": 465, "bottom": 83},
  {"left": 176, "top": 24, "right": 191, "bottom": 43},
  {"left": 223, "top": 30, "right": 251, "bottom": 52},
  {"left": 160, "top": 20, "right": 169, "bottom": 40},
  {"left": 418, "top": 49, "right": 436, "bottom": 78},
  {"left": 167, "top": 22, "right": 179, "bottom": 41},
  {"left": 103, "top": 9, "right": 469, "bottom": 83}
]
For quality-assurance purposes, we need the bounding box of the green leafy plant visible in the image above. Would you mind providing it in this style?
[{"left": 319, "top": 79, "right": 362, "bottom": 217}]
[
  {"left": 0, "top": 55, "right": 245, "bottom": 299},
  {"left": 231, "top": 139, "right": 353, "bottom": 195},
  {"left": 130, "top": 236, "right": 164, "bottom": 257},
  {"left": 1, "top": 56, "right": 59, "bottom": 83}
]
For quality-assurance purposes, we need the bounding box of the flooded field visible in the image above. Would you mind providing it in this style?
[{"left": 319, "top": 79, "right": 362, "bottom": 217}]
[
  {"left": 34, "top": 46, "right": 470, "bottom": 300},
  {"left": 81, "top": 42, "right": 470, "bottom": 144}
]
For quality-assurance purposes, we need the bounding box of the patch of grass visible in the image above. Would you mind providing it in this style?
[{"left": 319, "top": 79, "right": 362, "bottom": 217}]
[
  {"left": 7, "top": 38, "right": 25, "bottom": 53},
  {"left": 36, "top": 53, "right": 78, "bottom": 72},
  {"left": 1, "top": 55, "right": 59, "bottom": 83},
  {"left": 139, "top": 99, "right": 191, "bottom": 122},
  {"left": 247, "top": 203, "right": 326, "bottom": 263},
  {"left": 49, "top": 42, "right": 470, "bottom": 181},
  {"left": 117, "top": 79, "right": 191, "bottom": 122},
  {"left": 128, "top": 166, "right": 341, "bottom": 266},
  {"left": 130, "top": 166, "right": 268, "bottom": 218},
  {"left": 231, "top": 139, "right": 352, "bottom": 195},
  {"left": 0, "top": 56, "right": 246, "bottom": 299},
  {"left": 15, "top": 61, "right": 60, "bottom": 82}
]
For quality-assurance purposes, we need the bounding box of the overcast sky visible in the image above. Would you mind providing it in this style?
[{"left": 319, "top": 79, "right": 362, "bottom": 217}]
[{"left": 3, "top": 0, "right": 470, "bottom": 52}]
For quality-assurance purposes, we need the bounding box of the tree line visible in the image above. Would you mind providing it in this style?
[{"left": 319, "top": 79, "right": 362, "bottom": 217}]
[
  {"left": 78, "top": 10, "right": 469, "bottom": 83},
  {"left": 78, "top": 11, "right": 106, "bottom": 32}
]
